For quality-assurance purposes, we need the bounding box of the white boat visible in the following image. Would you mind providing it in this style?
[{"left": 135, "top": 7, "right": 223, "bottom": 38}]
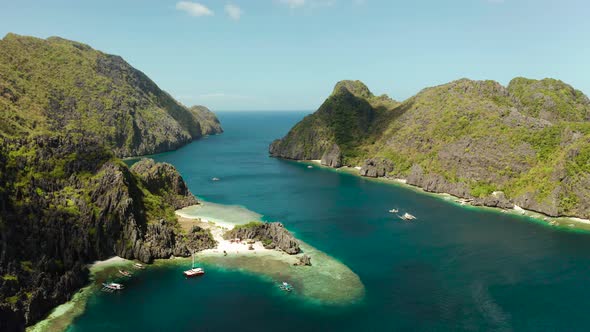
[
  {"left": 118, "top": 269, "right": 132, "bottom": 277},
  {"left": 279, "top": 281, "right": 293, "bottom": 292},
  {"left": 102, "top": 282, "right": 124, "bottom": 291},
  {"left": 184, "top": 253, "right": 205, "bottom": 277},
  {"left": 400, "top": 213, "right": 416, "bottom": 220},
  {"left": 389, "top": 209, "right": 399, "bottom": 213},
  {"left": 133, "top": 263, "right": 145, "bottom": 269},
  {"left": 307, "top": 166, "right": 313, "bottom": 169},
  {"left": 212, "top": 177, "right": 220, "bottom": 181}
]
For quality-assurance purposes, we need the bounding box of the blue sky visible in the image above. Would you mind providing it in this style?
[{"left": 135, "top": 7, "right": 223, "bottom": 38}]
[{"left": 1, "top": 0, "right": 589, "bottom": 111}]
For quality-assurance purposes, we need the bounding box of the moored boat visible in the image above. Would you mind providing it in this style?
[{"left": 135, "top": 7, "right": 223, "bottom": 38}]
[
  {"left": 279, "top": 281, "right": 293, "bottom": 292},
  {"left": 389, "top": 208, "right": 399, "bottom": 213},
  {"left": 119, "top": 269, "right": 132, "bottom": 277},
  {"left": 184, "top": 253, "right": 205, "bottom": 277},
  {"left": 133, "top": 263, "right": 145, "bottom": 269},
  {"left": 399, "top": 213, "right": 416, "bottom": 220},
  {"left": 102, "top": 282, "right": 124, "bottom": 292}
]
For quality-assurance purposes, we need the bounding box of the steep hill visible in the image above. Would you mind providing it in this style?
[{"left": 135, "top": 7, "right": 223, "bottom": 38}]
[
  {"left": 270, "top": 78, "right": 590, "bottom": 218},
  {"left": 0, "top": 33, "right": 222, "bottom": 157}
]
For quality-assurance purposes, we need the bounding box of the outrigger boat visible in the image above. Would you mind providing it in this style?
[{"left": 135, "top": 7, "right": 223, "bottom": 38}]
[
  {"left": 133, "top": 263, "right": 145, "bottom": 270},
  {"left": 101, "top": 282, "right": 124, "bottom": 292},
  {"left": 118, "top": 269, "right": 132, "bottom": 277},
  {"left": 389, "top": 208, "right": 399, "bottom": 213},
  {"left": 279, "top": 282, "right": 293, "bottom": 292},
  {"left": 184, "top": 253, "right": 205, "bottom": 277},
  {"left": 399, "top": 212, "right": 416, "bottom": 221}
]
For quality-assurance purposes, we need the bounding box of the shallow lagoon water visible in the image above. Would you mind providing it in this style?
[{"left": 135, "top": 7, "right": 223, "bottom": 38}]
[{"left": 63, "top": 111, "right": 590, "bottom": 331}]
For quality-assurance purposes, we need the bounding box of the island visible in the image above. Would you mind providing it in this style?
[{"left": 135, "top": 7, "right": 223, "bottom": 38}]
[{"left": 270, "top": 79, "right": 590, "bottom": 222}]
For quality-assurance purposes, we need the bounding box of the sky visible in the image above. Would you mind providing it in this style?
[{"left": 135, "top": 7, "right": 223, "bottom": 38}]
[{"left": 0, "top": 0, "right": 589, "bottom": 111}]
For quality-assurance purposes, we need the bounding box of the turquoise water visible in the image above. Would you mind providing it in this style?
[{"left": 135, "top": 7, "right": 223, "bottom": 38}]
[{"left": 69, "top": 112, "right": 590, "bottom": 331}]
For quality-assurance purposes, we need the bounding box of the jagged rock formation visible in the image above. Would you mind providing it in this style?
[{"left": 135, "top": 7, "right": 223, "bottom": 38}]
[
  {"left": 0, "top": 33, "right": 222, "bottom": 157},
  {"left": 130, "top": 158, "right": 198, "bottom": 209},
  {"left": 271, "top": 78, "right": 590, "bottom": 219},
  {"left": 360, "top": 158, "right": 394, "bottom": 178},
  {"left": 189, "top": 105, "right": 224, "bottom": 136},
  {"left": 0, "top": 136, "right": 213, "bottom": 331},
  {"left": 294, "top": 254, "right": 312, "bottom": 266},
  {"left": 223, "top": 222, "right": 301, "bottom": 255}
]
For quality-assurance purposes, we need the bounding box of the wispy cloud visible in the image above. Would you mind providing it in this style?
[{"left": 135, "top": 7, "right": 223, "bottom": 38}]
[
  {"left": 277, "top": 0, "right": 339, "bottom": 9},
  {"left": 176, "top": 1, "right": 214, "bottom": 17},
  {"left": 224, "top": 3, "right": 243, "bottom": 20},
  {"left": 279, "top": 0, "right": 306, "bottom": 9}
]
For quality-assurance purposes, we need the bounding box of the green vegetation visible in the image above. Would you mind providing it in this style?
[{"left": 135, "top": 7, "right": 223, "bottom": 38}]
[
  {"left": 273, "top": 78, "right": 590, "bottom": 217},
  {"left": 0, "top": 33, "right": 221, "bottom": 157},
  {"left": 233, "top": 221, "right": 264, "bottom": 230},
  {"left": 2, "top": 274, "right": 18, "bottom": 281}
]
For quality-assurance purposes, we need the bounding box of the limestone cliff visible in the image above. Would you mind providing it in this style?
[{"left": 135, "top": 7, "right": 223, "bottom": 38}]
[{"left": 0, "top": 137, "right": 214, "bottom": 331}]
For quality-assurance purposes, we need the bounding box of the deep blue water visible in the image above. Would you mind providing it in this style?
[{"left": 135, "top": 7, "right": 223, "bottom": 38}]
[{"left": 69, "top": 111, "right": 590, "bottom": 331}]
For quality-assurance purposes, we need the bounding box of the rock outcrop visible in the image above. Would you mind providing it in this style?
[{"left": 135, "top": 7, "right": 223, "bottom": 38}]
[
  {"left": 359, "top": 158, "right": 394, "bottom": 178},
  {"left": 223, "top": 222, "right": 301, "bottom": 255},
  {"left": 130, "top": 158, "right": 198, "bottom": 209},
  {"left": 270, "top": 77, "right": 590, "bottom": 219},
  {"left": 321, "top": 144, "right": 342, "bottom": 168},
  {"left": 294, "top": 254, "right": 312, "bottom": 266}
]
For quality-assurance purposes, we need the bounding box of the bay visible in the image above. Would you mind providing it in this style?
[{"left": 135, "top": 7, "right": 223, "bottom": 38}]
[{"left": 68, "top": 111, "right": 590, "bottom": 331}]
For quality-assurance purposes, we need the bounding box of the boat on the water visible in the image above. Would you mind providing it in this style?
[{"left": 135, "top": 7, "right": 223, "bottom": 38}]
[
  {"left": 389, "top": 209, "right": 399, "bottom": 213},
  {"left": 133, "top": 263, "right": 145, "bottom": 269},
  {"left": 184, "top": 253, "right": 205, "bottom": 277},
  {"left": 399, "top": 213, "right": 416, "bottom": 221},
  {"left": 279, "top": 282, "right": 293, "bottom": 292},
  {"left": 212, "top": 177, "right": 220, "bottom": 181},
  {"left": 118, "top": 269, "right": 132, "bottom": 277},
  {"left": 102, "top": 282, "right": 124, "bottom": 292},
  {"left": 307, "top": 165, "right": 313, "bottom": 169}
]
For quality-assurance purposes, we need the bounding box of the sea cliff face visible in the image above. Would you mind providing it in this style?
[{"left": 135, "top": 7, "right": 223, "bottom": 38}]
[
  {"left": 270, "top": 78, "right": 590, "bottom": 219},
  {"left": 0, "top": 33, "right": 222, "bottom": 157},
  {"left": 0, "top": 137, "right": 215, "bottom": 331}
]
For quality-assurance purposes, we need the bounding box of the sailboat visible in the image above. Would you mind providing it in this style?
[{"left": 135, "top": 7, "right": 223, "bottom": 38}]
[{"left": 183, "top": 253, "right": 205, "bottom": 277}]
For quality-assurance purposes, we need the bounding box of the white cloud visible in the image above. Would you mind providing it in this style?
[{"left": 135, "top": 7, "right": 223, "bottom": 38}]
[
  {"left": 224, "top": 3, "right": 243, "bottom": 20},
  {"left": 176, "top": 1, "right": 214, "bottom": 17},
  {"left": 279, "top": 0, "right": 306, "bottom": 9},
  {"left": 277, "top": 0, "right": 338, "bottom": 9}
]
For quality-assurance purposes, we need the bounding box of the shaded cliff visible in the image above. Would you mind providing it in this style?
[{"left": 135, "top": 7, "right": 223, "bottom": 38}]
[
  {"left": 0, "top": 33, "right": 222, "bottom": 157},
  {"left": 0, "top": 138, "right": 214, "bottom": 331},
  {"left": 270, "top": 78, "right": 590, "bottom": 219},
  {"left": 269, "top": 80, "right": 399, "bottom": 167}
]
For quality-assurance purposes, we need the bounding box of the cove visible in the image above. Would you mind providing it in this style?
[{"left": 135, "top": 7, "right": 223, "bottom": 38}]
[{"left": 64, "top": 111, "right": 590, "bottom": 331}]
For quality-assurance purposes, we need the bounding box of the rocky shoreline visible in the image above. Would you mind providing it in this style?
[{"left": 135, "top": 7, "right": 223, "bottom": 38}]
[{"left": 299, "top": 159, "right": 590, "bottom": 231}]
